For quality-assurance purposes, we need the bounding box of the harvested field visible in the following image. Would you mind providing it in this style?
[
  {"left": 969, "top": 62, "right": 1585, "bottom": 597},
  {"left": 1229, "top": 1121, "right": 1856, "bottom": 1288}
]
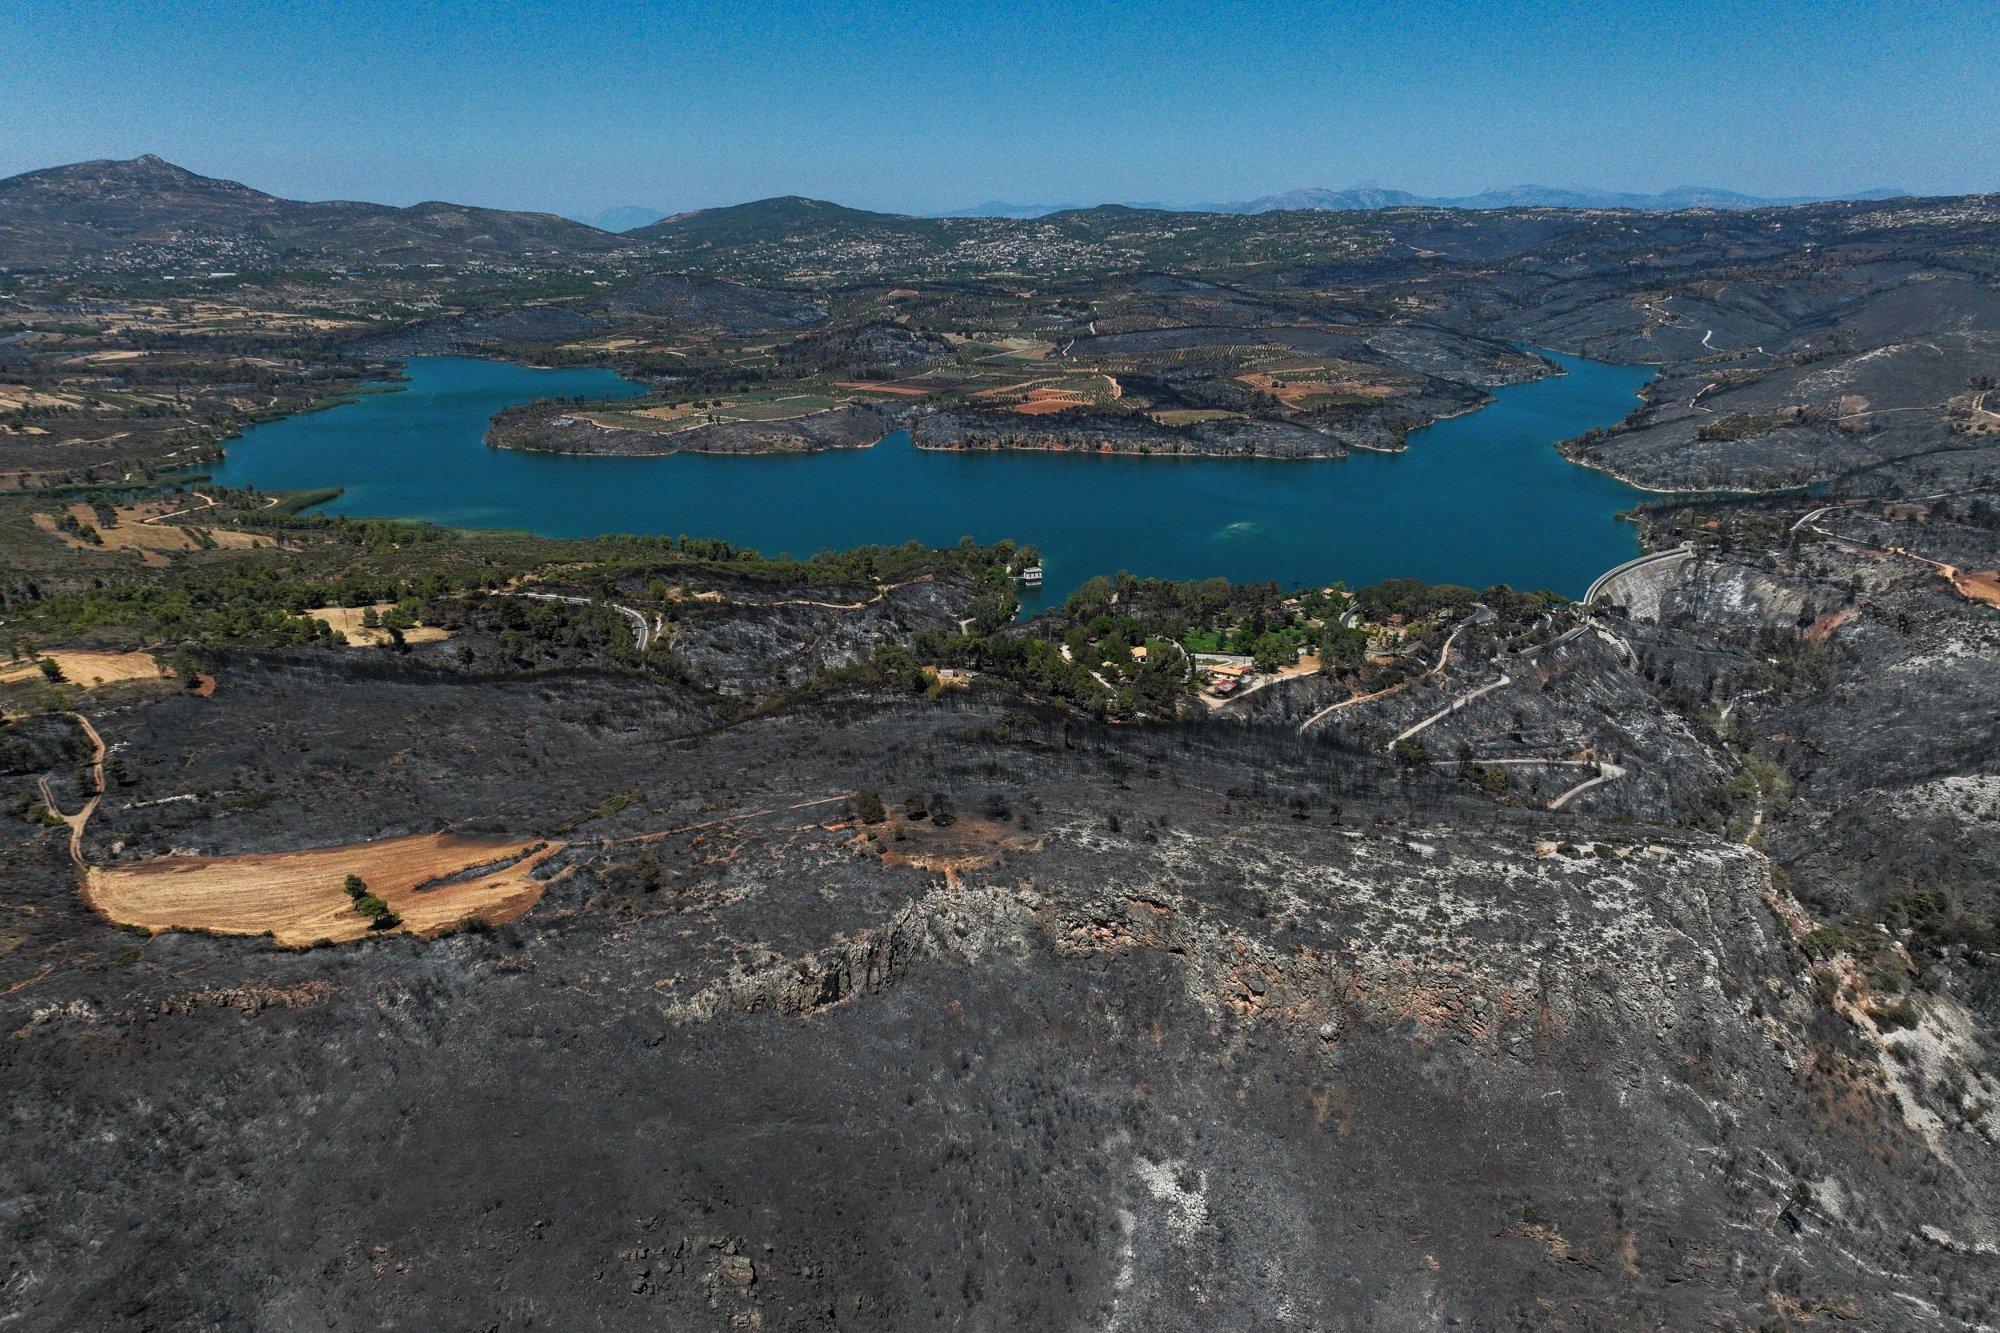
[
  {"left": 835, "top": 379, "right": 937, "bottom": 396},
  {"left": 0, "top": 386, "right": 84, "bottom": 410},
  {"left": 33, "top": 501, "right": 276, "bottom": 566},
  {"left": 0, "top": 650, "right": 170, "bottom": 688},
  {"left": 63, "top": 349, "right": 152, "bottom": 364},
  {"left": 1952, "top": 569, "right": 2000, "bottom": 607},
  {"left": 306, "top": 604, "right": 451, "bottom": 647},
  {"left": 1238, "top": 370, "right": 1399, "bottom": 409},
  {"left": 85, "top": 832, "right": 562, "bottom": 946}
]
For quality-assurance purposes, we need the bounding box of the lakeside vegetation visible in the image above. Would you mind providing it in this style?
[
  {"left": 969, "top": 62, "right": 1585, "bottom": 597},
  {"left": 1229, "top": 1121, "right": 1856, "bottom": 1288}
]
[{"left": 1, "top": 470, "right": 1580, "bottom": 728}]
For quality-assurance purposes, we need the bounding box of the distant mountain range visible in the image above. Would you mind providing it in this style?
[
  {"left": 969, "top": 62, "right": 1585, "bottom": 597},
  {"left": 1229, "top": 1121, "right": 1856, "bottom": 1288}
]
[
  {"left": 0, "top": 156, "right": 1930, "bottom": 274},
  {"left": 941, "top": 183, "right": 1909, "bottom": 218}
]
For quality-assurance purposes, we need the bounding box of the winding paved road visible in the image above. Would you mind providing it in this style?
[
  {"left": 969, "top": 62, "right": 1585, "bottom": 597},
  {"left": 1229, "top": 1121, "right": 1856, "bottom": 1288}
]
[
  {"left": 1390, "top": 673, "right": 1511, "bottom": 746},
  {"left": 516, "top": 591, "right": 654, "bottom": 652}
]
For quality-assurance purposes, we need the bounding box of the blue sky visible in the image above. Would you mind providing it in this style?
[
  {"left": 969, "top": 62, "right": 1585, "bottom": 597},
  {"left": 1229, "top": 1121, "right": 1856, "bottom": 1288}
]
[{"left": 5, "top": 0, "right": 1997, "bottom": 216}]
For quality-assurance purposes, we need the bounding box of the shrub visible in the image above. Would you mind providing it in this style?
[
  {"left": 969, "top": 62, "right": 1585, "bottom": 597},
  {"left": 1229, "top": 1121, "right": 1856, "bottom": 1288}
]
[
  {"left": 352, "top": 892, "right": 394, "bottom": 925},
  {"left": 851, "top": 788, "right": 886, "bottom": 825},
  {"left": 1870, "top": 998, "right": 1920, "bottom": 1032}
]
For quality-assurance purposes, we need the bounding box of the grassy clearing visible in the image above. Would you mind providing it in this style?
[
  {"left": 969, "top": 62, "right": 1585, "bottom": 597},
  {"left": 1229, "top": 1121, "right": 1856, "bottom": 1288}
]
[
  {"left": 32, "top": 500, "right": 277, "bottom": 566},
  {"left": 0, "top": 650, "right": 171, "bottom": 688},
  {"left": 303, "top": 604, "right": 451, "bottom": 647}
]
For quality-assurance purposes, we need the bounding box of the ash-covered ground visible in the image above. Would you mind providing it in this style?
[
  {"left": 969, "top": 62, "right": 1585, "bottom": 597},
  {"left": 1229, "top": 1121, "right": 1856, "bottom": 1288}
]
[{"left": 6, "top": 511, "right": 2000, "bottom": 1331}]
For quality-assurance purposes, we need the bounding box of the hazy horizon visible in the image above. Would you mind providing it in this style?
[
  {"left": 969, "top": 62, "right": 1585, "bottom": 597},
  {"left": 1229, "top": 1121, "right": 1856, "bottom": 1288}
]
[
  {"left": 6, "top": 0, "right": 1995, "bottom": 218},
  {"left": 0, "top": 152, "right": 1923, "bottom": 227}
]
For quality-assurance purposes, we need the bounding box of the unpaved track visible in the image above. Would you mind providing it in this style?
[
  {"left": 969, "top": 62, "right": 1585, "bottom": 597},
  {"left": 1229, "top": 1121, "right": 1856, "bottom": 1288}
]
[
  {"left": 512, "top": 574, "right": 937, "bottom": 641},
  {"left": 141, "top": 491, "right": 217, "bottom": 524},
  {"left": 36, "top": 712, "right": 105, "bottom": 867},
  {"left": 1794, "top": 508, "right": 2000, "bottom": 607},
  {"left": 43, "top": 710, "right": 556, "bottom": 944},
  {"left": 1299, "top": 616, "right": 1474, "bottom": 735},
  {"left": 1548, "top": 760, "right": 1627, "bottom": 810},
  {"left": 1390, "top": 673, "right": 1511, "bottom": 747},
  {"left": 614, "top": 794, "right": 852, "bottom": 845}
]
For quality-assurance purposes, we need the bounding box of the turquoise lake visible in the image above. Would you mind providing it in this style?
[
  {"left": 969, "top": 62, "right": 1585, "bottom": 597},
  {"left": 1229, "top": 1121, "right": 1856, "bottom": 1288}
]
[{"left": 206, "top": 353, "right": 1656, "bottom": 608}]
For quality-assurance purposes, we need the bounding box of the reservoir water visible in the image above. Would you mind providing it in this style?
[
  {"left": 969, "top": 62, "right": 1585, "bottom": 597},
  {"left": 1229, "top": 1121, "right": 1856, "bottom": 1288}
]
[{"left": 206, "top": 353, "right": 1656, "bottom": 606}]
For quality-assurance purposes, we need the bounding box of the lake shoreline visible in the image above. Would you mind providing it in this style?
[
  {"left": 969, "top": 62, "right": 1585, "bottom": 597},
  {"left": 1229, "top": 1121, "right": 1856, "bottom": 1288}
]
[{"left": 208, "top": 353, "right": 1658, "bottom": 602}]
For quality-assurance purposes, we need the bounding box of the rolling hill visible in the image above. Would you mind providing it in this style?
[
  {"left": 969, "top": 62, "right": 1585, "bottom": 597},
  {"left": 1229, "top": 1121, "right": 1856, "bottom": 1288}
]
[{"left": 0, "top": 155, "right": 624, "bottom": 268}]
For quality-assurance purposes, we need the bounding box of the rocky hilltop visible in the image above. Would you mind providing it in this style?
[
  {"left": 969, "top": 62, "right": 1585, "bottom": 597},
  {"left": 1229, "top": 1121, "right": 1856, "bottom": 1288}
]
[{"left": 0, "top": 155, "right": 621, "bottom": 268}]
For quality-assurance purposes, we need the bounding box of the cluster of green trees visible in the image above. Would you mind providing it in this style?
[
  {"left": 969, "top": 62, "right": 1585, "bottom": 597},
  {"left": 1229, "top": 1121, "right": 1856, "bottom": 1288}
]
[
  {"left": 24, "top": 573, "right": 340, "bottom": 648},
  {"left": 1060, "top": 574, "right": 1366, "bottom": 672},
  {"left": 12, "top": 497, "right": 1042, "bottom": 660},
  {"left": 435, "top": 596, "right": 646, "bottom": 671},
  {"left": 16, "top": 559, "right": 509, "bottom": 650},
  {"left": 1352, "top": 578, "right": 1480, "bottom": 622},
  {"left": 874, "top": 570, "right": 1570, "bottom": 721},
  {"left": 593, "top": 531, "right": 1026, "bottom": 592},
  {"left": 52, "top": 511, "right": 103, "bottom": 546},
  {"left": 882, "top": 630, "right": 1159, "bottom": 718},
  {"left": 343, "top": 874, "right": 400, "bottom": 930}
]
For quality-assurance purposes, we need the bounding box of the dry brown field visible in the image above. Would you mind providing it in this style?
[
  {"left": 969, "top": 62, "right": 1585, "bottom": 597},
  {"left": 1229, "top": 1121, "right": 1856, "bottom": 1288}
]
[
  {"left": 1, "top": 651, "right": 171, "bottom": 688},
  {"left": 34, "top": 501, "right": 276, "bottom": 566},
  {"left": 1952, "top": 569, "right": 2000, "bottom": 607},
  {"left": 86, "top": 832, "right": 562, "bottom": 946},
  {"left": 305, "top": 605, "right": 451, "bottom": 647}
]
